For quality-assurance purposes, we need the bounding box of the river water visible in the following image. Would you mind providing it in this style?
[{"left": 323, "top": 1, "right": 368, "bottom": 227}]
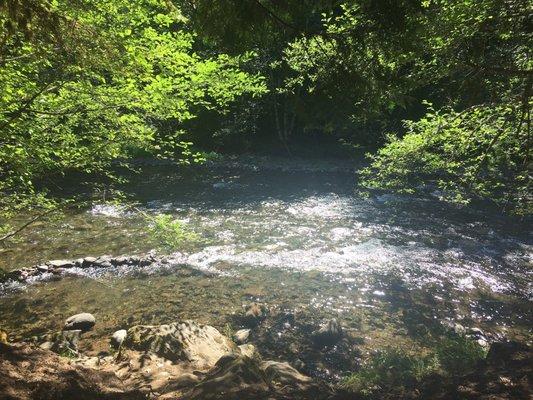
[{"left": 0, "top": 157, "right": 531, "bottom": 377}]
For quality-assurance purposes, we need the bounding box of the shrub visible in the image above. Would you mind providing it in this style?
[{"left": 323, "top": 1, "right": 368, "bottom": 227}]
[
  {"left": 360, "top": 102, "right": 531, "bottom": 215},
  {"left": 147, "top": 214, "right": 200, "bottom": 252}
]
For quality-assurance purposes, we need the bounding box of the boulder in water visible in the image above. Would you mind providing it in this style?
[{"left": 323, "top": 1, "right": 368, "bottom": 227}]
[{"left": 243, "top": 303, "right": 268, "bottom": 327}]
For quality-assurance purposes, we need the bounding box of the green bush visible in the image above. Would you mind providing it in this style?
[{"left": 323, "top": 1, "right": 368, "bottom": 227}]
[
  {"left": 147, "top": 214, "right": 200, "bottom": 252},
  {"left": 360, "top": 102, "right": 531, "bottom": 215}
]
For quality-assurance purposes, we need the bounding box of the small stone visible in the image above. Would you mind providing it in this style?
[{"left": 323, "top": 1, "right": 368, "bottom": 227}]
[
  {"left": 64, "top": 313, "right": 95, "bottom": 332},
  {"left": 39, "top": 341, "right": 53, "bottom": 350},
  {"left": 0, "top": 330, "right": 8, "bottom": 344},
  {"left": 233, "top": 329, "right": 251, "bottom": 344},
  {"left": 244, "top": 303, "right": 268, "bottom": 327},
  {"left": 99, "top": 261, "right": 113, "bottom": 268},
  {"left": 36, "top": 265, "right": 49, "bottom": 273},
  {"left": 111, "top": 329, "right": 127, "bottom": 348},
  {"left": 111, "top": 256, "right": 129, "bottom": 266},
  {"left": 312, "top": 318, "right": 343, "bottom": 347},
  {"left": 238, "top": 344, "right": 256, "bottom": 358},
  {"left": 48, "top": 260, "right": 74, "bottom": 268},
  {"left": 82, "top": 257, "right": 97, "bottom": 268}
]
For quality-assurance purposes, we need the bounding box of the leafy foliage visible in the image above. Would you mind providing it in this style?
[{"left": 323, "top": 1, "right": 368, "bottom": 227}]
[
  {"left": 147, "top": 214, "right": 200, "bottom": 252},
  {"left": 0, "top": 0, "right": 266, "bottom": 214},
  {"left": 360, "top": 102, "right": 531, "bottom": 214}
]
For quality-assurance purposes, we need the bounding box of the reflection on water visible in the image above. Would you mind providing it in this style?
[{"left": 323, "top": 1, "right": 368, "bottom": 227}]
[{"left": 0, "top": 160, "right": 531, "bottom": 361}]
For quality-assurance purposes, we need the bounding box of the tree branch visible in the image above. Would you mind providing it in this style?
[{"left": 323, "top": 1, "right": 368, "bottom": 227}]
[{"left": 0, "top": 208, "right": 57, "bottom": 243}]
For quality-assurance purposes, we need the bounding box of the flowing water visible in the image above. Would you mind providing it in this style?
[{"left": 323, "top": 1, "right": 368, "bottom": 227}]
[{"left": 0, "top": 157, "right": 531, "bottom": 378}]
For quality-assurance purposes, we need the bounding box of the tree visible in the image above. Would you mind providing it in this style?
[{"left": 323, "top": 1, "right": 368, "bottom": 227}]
[{"left": 0, "top": 0, "right": 266, "bottom": 214}]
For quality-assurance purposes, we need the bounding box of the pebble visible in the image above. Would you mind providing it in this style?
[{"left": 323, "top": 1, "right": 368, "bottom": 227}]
[{"left": 233, "top": 329, "right": 251, "bottom": 344}]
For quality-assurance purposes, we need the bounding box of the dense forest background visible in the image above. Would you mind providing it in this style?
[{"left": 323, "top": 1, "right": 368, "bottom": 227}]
[{"left": 0, "top": 0, "right": 531, "bottom": 222}]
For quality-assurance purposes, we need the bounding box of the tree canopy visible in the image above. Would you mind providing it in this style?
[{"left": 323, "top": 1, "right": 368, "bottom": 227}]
[{"left": 0, "top": 0, "right": 531, "bottom": 215}]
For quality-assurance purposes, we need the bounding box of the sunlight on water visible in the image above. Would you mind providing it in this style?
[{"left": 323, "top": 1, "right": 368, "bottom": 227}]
[{"left": 0, "top": 161, "right": 531, "bottom": 353}]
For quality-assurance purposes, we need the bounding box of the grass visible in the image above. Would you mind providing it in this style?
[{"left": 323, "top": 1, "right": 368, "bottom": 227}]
[{"left": 340, "top": 333, "right": 487, "bottom": 397}]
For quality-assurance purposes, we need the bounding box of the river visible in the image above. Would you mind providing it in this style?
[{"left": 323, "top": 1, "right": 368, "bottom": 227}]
[{"left": 0, "top": 157, "right": 531, "bottom": 379}]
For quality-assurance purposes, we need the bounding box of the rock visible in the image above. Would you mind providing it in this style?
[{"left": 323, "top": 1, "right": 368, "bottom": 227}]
[
  {"left": 95, "top": 256, "right": 113, "bottom": 268},
  {"left": 36, "top": 265, "right": 49, "bottom": 273},
  {"left": 64, "top": 313, "right": 96, "bottom": 332},
  {"left": 183, "top": 354, "right": 269, "bottom": 399},
  {"left": 243, "top": 303, "right": 268, "bottom": 327},
  {"left": 312, "top": 318, "right": 343, "bottom": 347},
  {"left": 238, "top": 344, "right": 256, "bottom": 358},
  {"left": 111, "top": 256, "right": 129, "bottom": 266},
  {"left": 0, "top": 342, "right": 145, "bottom": 399},
  {"left": 49, "top": 330, "right": 81, "bottom": 355},
  {"left": 183, "top": 354, "right": 329, "bottom": 400},
  {"left": 125, "top": 320, "right": 237, "bottom": 369},
  {"left": 48, "top": 259, "right": 74, "bottom": 268},
  {"left": 261, "top": 360, "right": 313, "bottom": 387},
  {"left": 82, "top": 257, "right": 97, "bottom": 268},
  {"left": 111, "top": 329, "right": 127, "bottom": 349},
  {"left": 233, "top": 329, "right": 251, "bottom": 344}
]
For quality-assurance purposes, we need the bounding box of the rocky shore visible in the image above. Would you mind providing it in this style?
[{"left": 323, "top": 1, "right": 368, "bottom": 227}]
[
  {"left": 1, "top": 255, "right": 531, "bottom": 399},
  {"left": 0, "top": 313, "right": 332, "bottom": 400}
]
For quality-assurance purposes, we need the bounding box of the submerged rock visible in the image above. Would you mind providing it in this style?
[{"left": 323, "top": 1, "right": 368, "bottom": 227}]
[
  {"left": 243, "top": 303, "right": 268, "bottom": 327},
  {"left": 312, "top": 318, "right": 343, "bottom": 347},
  {"left": 64, "top": 313, "right": 96, "bottom": 332},
  {"left": 233, "top": 329, "right": 251, "bottom": 344},
  {"left": 111, "top": 329, "right": 127, "bottom": 349},
  {"left": 238, "top": 344, "right": 256, "bottom": 358}
]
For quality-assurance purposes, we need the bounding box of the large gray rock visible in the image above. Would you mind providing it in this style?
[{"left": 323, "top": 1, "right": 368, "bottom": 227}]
[
  {"left": 125, "top": 320, "right": 237, "bottom": 369},
  {"left": 64, "top": 313, "right": 96, "bottom": 332}
]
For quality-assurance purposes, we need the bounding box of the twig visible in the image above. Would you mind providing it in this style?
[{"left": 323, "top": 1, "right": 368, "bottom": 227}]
[{"left": 0, "top": 208, "right": 57, "bottom": 243}]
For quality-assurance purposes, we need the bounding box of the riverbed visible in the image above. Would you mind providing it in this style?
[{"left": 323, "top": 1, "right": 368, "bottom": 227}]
[{"left": 0, "top": 157, "right": 531, "bottom": 379}]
